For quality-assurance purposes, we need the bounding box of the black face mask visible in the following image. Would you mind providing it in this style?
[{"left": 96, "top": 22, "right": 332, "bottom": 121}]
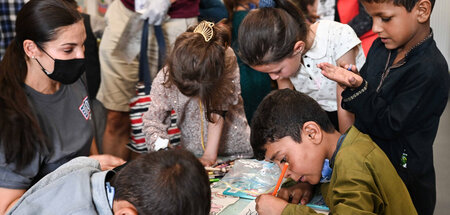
[{"left": 34, "top": 45, "right": 86, "bottom": 85}]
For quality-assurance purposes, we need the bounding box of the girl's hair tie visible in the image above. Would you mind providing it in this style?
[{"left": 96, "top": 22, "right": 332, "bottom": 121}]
[{"left": 194, "top": 21, "right": 215, "bottom": 42}]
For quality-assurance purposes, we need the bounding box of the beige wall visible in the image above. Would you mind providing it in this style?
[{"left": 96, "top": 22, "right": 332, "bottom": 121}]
[{"left": 430, "top": 0, "right": 450, "bottom": 64}]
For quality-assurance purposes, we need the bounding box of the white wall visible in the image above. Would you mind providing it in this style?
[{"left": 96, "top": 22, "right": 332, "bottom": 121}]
[{"left": 430, "top": 0, "right": 450, "bottom": 64}]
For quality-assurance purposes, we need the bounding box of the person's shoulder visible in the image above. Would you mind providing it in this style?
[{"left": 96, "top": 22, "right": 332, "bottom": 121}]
[
  {"left": 317, "top": 20, "right": 359, "bottom": 47},
  {"left": 225, "top": 46, "right": 239, "bottom": 74},
  {"left": 418, "top": 39, "right": 448, "bottom": 69},
  {"left": 320, "top": 20, "right": 354, "bottom": 32},
  {"left": 335, "top": 127, "right": 379, "bottom": 168},
  {"left": 7, "top": 157, "right": 105, "bottom": 215},
  {"left": 44, "top": 157, "right": 101, "bottom": 179},
  {"left": 407, "top": 38, "right": 448, "bottom": 80},
  {"left": 232, "top": 10, "right": 249, "bottom": 22},
  {"left": 152, "top": 68, "right": 171, "bottom": 88}
]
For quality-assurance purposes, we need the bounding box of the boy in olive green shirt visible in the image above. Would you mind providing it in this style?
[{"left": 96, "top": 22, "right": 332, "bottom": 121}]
[{"left": 250, "top": 89, "right": 416, "bottom": 215}]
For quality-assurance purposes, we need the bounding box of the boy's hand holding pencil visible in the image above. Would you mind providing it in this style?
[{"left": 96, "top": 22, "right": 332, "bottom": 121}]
[
  {"left": 255, "top": 163, "right": 290, "bottom": 215},
  {"left": 272, "top": 163, "right": 289, "bottom": 196}
]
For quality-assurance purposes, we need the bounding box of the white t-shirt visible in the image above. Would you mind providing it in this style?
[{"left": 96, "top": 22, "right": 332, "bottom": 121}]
[{"left": 290, "top": 20, "right": 365, "bottom": 112}]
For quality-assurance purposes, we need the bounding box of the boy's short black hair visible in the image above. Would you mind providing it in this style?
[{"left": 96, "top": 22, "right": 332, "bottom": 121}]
[
  {"left": 360, "top": 0, "right": 435, "bottom": 12},
  {"left": 250, "top": 89, "right": 334, "bottom": 160},
  {"left": 111, "top": 149, "right": 211, "bottom": 215}
]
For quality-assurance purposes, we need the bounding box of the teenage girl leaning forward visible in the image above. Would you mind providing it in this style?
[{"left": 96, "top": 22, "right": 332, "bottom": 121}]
[
  {"left": 142, "top": 21, "right": 253, "bottom": 166},
  {"left": 238, "top": 0, "right": 365, "bottom": 133}
]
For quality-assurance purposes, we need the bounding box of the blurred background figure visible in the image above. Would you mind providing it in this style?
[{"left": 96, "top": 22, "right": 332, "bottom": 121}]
[
  {"left": 199, "top": 0, "right": 228, "bottom": 23},
  {"left": 96, "top": 0, "right": 171, "bottom": 160},
  {"left": 0, "top": 0, "right": 27, "bottom": 60},
  {"left": 224, "top": 0, "right": 274, "bottom": 123},
  {"left": 334, "top": 0, "right": 376, "bottom": 55},
  {"left": 291, "top": 0, "right": 320, "bottom": 24}
]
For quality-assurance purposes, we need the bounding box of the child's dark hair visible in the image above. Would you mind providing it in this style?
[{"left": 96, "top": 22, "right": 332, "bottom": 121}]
[
  {"left": 238, "top": 0, "right": 307, "bottom": 66},
  {"left": 111, "top": 149, "right": 211, "bottom": 215},
  {"left": 0, "top": 0, "right": 81, "bottom": 170},
  {"left": 359, "top": 0, "right": 435, "bottom": 12},
  {"left": 164, "top": 21, "right": 235, "bottom": 123},
  {"left": 251, "top": 89, "right": 334, "bottom": 160}
]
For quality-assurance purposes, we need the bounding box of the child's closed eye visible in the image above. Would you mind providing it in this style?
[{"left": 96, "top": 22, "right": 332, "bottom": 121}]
[{"left": 381, "top": 17, "right": 392, "bottom": 22}]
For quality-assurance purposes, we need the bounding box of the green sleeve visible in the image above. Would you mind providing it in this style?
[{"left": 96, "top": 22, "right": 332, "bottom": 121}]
[{"left": 281, "top": 204, "right": 321, "bottom": 215}]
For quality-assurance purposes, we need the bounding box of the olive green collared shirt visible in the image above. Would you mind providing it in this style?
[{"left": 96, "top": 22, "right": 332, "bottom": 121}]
[{"left": 282, "top": 126, "right": 417, "bottom": 215}]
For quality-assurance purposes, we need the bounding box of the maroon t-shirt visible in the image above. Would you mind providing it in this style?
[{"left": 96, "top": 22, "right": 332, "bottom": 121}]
[
  {"left": 120, "top": 0, "right": 134, "bottom": 11},
  {"left": 168, "top": 0, "right": 200, "bottom": 18},
  {"left": 120, "top": 0, "right": 199, "bottom": 18}
]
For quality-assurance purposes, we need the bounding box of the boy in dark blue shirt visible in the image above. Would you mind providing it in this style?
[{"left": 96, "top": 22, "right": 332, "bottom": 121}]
[{"left": 318, "top": 0, "right": 449, "bottom": 214}]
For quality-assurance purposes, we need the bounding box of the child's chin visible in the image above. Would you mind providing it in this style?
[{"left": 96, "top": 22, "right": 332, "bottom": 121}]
[{"left": 382, "top": 42, "right": 398, "bottom": 50}]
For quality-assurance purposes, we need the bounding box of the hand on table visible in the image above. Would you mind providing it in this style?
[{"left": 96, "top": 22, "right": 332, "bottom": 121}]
[
  {"left": 199, "top": 153, "right": 217, "bottom": 166},
  {"left": 255, "top": 194, "right": 288, "bottom": 215},
  {"left": 277, "top": 182, "right": 314, "bottom": 205}
]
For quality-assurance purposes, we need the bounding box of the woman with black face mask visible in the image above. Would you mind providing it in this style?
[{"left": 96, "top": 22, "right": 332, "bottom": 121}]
[{"left": 0, "top": 0, "right": 125, "bottom": 213}]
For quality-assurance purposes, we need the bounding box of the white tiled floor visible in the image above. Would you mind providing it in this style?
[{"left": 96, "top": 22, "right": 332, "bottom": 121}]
[{"left": 434, "top": 100, "right": 450, "bottom": 215}]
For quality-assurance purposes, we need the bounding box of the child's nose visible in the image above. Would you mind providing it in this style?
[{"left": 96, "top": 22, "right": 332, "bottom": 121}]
[
  {"left": 284, "top": 168, "right": 292, "bottom": 179},
  {"left": 372, "top": 19, "right": 382, "bottom": 34},
  {"left": 269, "top": 73, "right": 279, "bottom": 80}
]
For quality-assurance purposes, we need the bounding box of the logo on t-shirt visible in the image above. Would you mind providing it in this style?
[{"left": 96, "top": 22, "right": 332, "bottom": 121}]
[{"left": 79, "top": 96, "right": 91, "bottom": 120}]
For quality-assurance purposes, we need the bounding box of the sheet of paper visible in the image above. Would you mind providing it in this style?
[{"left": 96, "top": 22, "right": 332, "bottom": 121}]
[
  {"left": 210, "top": 188, "right": 240, "bottom": 215},
  {"left": 237, "top": 199, "right": 329, "bottom": 215},
  {"left": 239, "top": 200, "right": 257, "bottom": 215}
]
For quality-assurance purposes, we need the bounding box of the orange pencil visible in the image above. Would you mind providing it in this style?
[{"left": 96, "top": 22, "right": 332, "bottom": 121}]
[{"left": 272, "top": 162, "right": 289, "bottom": 196}]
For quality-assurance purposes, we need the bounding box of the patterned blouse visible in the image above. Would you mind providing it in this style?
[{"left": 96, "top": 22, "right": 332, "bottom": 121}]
[
  {"left": 142, "top": 48, "right": 253, "bottom": 157},
  {"left": 290, "top": 20, "right": 365, "bottom": 112}
]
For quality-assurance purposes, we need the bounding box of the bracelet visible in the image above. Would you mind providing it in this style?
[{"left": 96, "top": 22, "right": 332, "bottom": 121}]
[{"left": 343, "top": 80, "right": 368, "bottom": 103}]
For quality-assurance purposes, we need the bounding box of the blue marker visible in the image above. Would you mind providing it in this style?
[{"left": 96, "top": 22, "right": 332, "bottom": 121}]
[{"left": 347, "top": 64, "right": 353, "bottom": 71}]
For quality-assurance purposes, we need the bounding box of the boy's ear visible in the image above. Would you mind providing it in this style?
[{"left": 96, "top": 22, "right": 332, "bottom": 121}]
[
  {"left": 303, "top": 121, "right": 322, "bottom": 145},
  {"left": 113, "top": 200, "right": 138, "bottom": 215},
  {"left": 416, "top": 0, "right": 432, "bottom": 23},
  {"left": 293, "top": 41, "right": 305, "bottom": 56}
]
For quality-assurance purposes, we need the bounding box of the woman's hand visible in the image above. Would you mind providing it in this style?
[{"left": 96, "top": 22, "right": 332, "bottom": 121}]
[
  {"left": 255, "top": 194, "right": 288, "bottom": 215},
  {"left": 277, "top": 182, "right": 314, "bottom": 205},
  {"left": 89, "top": 154, "right": 126, "bottom": 171}
]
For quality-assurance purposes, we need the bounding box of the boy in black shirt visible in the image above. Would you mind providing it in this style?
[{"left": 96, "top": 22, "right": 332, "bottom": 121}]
[{"left": 318, "top": 0, "right": 449, "bottom": 214}]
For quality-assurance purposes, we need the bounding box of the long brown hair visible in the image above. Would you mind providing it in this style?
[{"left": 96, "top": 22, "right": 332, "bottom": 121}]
[
  {"left": 164, "top": 22, "right": 235, "bottom": 123},
  {"left": 238, "top": 0, "right": 308, "bottom": 66},
  {"left": 0, "top": 0, "right": 82, "bottom": 169}
]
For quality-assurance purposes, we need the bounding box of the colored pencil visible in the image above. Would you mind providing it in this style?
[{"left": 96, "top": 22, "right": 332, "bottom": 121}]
[{"left": 272, "top": 163, "right": 289, "bottom": 196}]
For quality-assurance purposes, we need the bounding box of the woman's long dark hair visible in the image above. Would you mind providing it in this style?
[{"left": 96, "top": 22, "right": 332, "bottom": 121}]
[
  {"left": 238, "top": 0, "right": 308, "bottom": 66},
  {"left": 0, "top": 0, "right": 82, "bottom": 169},
  {"left": 164, "top": 22, "right": 235, "bottom": 123}
]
